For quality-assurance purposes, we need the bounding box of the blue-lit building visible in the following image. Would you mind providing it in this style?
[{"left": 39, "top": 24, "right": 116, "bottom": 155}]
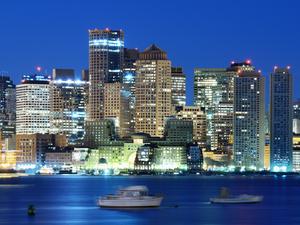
[
  {"left": 270, "top": 67, "right": 293, "bottom": 172},
  {"left": 0, "top": 75, "right": 16, "bottom": 138},
  {"left": 50, "top": 69, "right": 88, "bottom": 146},
  {"left": 88, "top": 28, "right": 124, "bottom": 120},
  {"left": 233, "top": 70, "right": 265, "bottom": 170}
]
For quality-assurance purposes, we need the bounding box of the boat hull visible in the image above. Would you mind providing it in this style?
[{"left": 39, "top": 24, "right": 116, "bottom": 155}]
[
  {"left": 210, "top": 196, "right": 263, "bottom": 204},
  {"left": 98, "top": 197, "right": 163, "bottom": 208}
]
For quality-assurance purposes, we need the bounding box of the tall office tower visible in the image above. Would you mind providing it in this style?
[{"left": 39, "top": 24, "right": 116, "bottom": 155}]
[
  {"left": 233, "top": 70, "right": 265, "bottom": 169},
  {"left": 135, "top": 44, "right": 172, "bottom": 137},
  {"left": 50, "top": 69, "right": 88, "bottom": 146},
  {"left": 270, "top": 67, "right": 293, "bottom": 172},
  {"left": 104, "top": 82, "right": 133, "bottom": 138},
  {"left": 123, "top": 48, "right": 139, "bottom": 130},
  {"left": 194, "top": 67, "right": 236, "bottom": 151},
  {"left": 171, "top": 67, "right": 186, "bottom": 108},
  {"left": 16, "top": 73, "right": 51, "bottom": 134},
  {"left": 0, "top": 75, "right": 16, "bottom": 139},
  {"left": 175, "top": 106, "right": 206, "bottom": 147},
  {"left": 88, "top": 28, "right": 124, "bottom": 121},
  {"left": 294, "top": 100, "right": 300, "bottom": 134}
]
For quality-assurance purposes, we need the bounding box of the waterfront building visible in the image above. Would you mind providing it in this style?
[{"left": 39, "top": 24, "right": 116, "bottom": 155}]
[
  {"left": 164, "top": 117, "right": 193, "bottom": 144},
  {"left": 50, "top": 69, "right": 88, "bottom": 145},
  {"left": 16, "top": 73, "right": 51, "bottom": 134},
  {"left": 270, "top": 67, "right": 293, "bottom": 172},
  {"left": 171, "top": 67, "right": 186, "bottom": 108},
  {"left": 88, "top": 28, "right": 124, "bottom": 121},
  {"left": 84, "top": 119, "right": 116, "bottom": 148},
  {"left": 44, "top": 147, "right": 73, "bottom": 168},
  {"left": 175, "top": 106, "right": 206, "bottom": 147},
  {"left": 202, "top": 150, "right": 230, "bottom": 170},
  {"left": 0, "top": 75, "right": 16, "bottom": 139},
  {"left": 233, "top": 69, "right": 265, "bottom": 169},
  {"left": 135, "top": 44, "right": 172, "bottom": 137},
  {"left": 104, "top": 82, "right": 133, "bottom": 138},
  {"left": 293, "top": 100, "right": 300, "bottom": 134},
  {"left": 186, "top": 144, "right": 203, "bottom": 171},
  {"left": 16, "top": 133, "right": 53, "bottom": 166},
  {"left": 194, "top": 67, "right": 236, "bottom": 152}
]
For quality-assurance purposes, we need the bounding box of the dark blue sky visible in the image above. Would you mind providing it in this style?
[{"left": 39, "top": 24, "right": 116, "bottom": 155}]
[{"left": 0, "top": 0, "right": 299, "bottom": 105}]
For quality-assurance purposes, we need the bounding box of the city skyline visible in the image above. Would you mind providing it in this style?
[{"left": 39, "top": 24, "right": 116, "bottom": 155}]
[{"left": 0, "top": 0, "right": 300, "bottom": 105}]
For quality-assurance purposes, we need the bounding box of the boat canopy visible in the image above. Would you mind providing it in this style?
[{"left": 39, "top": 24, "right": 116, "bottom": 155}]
[{"left": 120, "top": 186, "right": 149, "bottom": 192}]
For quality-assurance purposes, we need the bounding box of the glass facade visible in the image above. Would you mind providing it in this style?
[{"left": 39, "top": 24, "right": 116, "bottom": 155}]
[{"left": 270, "top": 68, "right": 293, "bottom": 172}]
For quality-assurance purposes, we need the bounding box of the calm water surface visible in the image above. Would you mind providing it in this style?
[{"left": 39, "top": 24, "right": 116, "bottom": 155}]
[{"left": 0, "top": 175, "right": 299, "bottom": 225}]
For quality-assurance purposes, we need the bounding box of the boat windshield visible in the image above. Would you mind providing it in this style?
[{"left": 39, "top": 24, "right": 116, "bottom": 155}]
[{"left": 119, "top": 190, "right": 148, "bottom": 197}]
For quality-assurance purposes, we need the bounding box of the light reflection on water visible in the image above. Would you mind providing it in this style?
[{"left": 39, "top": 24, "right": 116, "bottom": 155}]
[{"left": 0, "top": 175, "right": 299, "bottom": 225}]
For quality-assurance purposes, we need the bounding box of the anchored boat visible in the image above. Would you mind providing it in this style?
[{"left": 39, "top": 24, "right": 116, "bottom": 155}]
[
  {"left": 98, "top": 186, "right": 163, "bottom": 208},
  {"left": 210, "top": 187, "right": 263, "bottom": 204}
]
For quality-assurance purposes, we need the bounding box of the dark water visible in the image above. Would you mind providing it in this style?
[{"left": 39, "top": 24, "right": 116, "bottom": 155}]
[{"left": 0, "top": 175, "right": 299, "bottom": 225}]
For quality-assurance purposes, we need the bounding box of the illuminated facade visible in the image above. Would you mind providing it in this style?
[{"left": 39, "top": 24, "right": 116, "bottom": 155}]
[
  {"left": 171, "top": 67, "right": 186, "bottom": 108},
  {"left": 135, "top": 44, "right": 172, "bottom": 137},
  {"left": 50, "top": 69, "right": 88, "bottom": 146},
  {"left": 175, "top": 106, "right": 206, "bottom": 147},
  {"left": 233, "top": 70, "right": 265, "bottom": 169},
  {"left": 194, "top": 67, "right": 236, "bottom": 151},
  {"left": 88, "top": 29, "right": 124, "bottom": 120},
  {"left": 0, "top": 75, "right": 16, "bottom": 139},
  {"left": 123, "top": 48, "right": 139, "bottom": 131},
  {"left": 270, "top": 67, "right": 293, "bottom": 172},
  {"left": 16, "top": 74, "right": 51, "bottom": 134},
  {"left": 104, "top": 82, "right": 133, "bottom": 138},
  {"left": 293, "top": 100, "right": 300, "bottom": 134}
]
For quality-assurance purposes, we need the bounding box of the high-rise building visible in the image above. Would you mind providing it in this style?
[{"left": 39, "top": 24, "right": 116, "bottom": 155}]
[
  {"left": 123, "top": 48, "right": 139, "bottom": 130},
  {"left": 0, "top": 75, "right": 16, "bottom": 139},
  {"left": 171, "top": 67, "right": 186, "bottom": 108},
  {"left": 233, "top": 70, "right": 265, "bottom": 169},
  {"left": 135, "top": 44, "right": 172, "bottom": 137},
  {"left": 194, "top": 66, "right": 236, "bottom": 151},
  {"left": 104, "top": 82, "right": 133, "bottom": 138},
  {"left": 16, "top": 73, "right": 51, "bottom": 134},
  {"left": 88, "top": 28, "right": 124, "bottom": 121},
  {"left": 175, "top": 106, "right": 206, "bottom": 147},
  {"left": 270, "top": 67, "right": 293, "bottom": 172},
  {"left": 50, "top": 69, "right": 88, "bottom": 146}
]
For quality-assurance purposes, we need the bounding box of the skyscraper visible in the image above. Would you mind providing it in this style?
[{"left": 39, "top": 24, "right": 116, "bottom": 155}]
[
  {"left": 270, "top": 67, "right": 293, "bottom": 172},
  {"left": 171, "top": 67, "right": 186, "bottom": 108},
  {"left": 88, "top": 28, "right": 124, "bottom": 121},
  {"left": 123, "top": 48, "right": 139, "bottom": 131},
  {"left": 16, "top": 73, "right": 51, "bottom": 134},
  {"left": 0, "top": 75, "right": 16, "bottom": 138},
  {"left": 50, "top": 69, "right": 88, "bottom": 146},
  {"left": 104, "top": 82, "right": 133, "bottom": 138},
  {"left": 194, "top": 67, "right": 236, "bottom": 151},
  {"left": 135, "top": 44, "right": 172, "bottom": 137},
  {"left": 233, "top": 70, "right": 265, "bottom": 169}
]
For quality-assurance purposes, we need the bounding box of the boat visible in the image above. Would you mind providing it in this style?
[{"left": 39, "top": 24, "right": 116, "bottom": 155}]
[
  {"left": 210, "top": 187, "right": 263, "bottom": 204},
  {"left": 98, "top": 185, "right": 163, "bottom": 208},
  {"left": 37, "top": 167, "right": 54, "bottom": 175}
]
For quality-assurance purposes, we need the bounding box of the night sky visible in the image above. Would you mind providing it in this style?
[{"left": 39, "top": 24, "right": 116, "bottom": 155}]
[{"left": 0, "top": 0, "right": 299, "bottom": 105}]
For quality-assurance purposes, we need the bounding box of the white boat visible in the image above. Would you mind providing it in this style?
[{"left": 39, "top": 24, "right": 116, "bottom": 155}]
[
  {"left": 210, "top": 187, "right": 263, "bottom": 204},
  {"left": 98, "top": 186, "right": 163, "bottom": 208},
  {"left": 210, "top": 194, "right": 263, "bottom": 204}
]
